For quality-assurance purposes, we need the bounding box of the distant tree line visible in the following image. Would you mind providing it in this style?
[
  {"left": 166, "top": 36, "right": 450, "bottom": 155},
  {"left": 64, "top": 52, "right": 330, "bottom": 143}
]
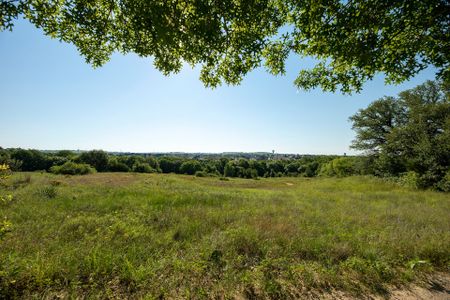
[
  {"left": 0, "top": 147, "right": 353, "bottom": 179},
  {"left": 2, "top": 144, "right": 447, "bottom": 191},
  {"left": 0, "top": 80, "right": 447, "bottom": 191}
]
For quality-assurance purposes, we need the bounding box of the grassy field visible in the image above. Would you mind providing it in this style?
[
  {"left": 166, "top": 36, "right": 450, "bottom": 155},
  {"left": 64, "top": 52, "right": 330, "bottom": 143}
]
[{"left": 0, "top": 173, "right": 449, "bottom": 299}]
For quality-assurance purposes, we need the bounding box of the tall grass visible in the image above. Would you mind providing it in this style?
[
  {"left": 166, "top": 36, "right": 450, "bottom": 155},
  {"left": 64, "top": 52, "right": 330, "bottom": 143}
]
[{"left": 0, "top": 173, "right": 449, "bottom": 298}]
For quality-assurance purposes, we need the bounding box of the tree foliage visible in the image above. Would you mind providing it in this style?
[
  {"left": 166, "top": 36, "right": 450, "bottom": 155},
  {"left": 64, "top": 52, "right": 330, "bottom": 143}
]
[
  {"left": 50, "top": 161, "right": 95, "bottom": 175},
  {"left": 180, "top": 160, "right": 202, "bottom": 175},
  {"left": 77, "top": 150, "right": 109, "bottom": 172},
  {"left": 319, "top": 157, "right": 356, "bottom": 177},
  {"left": 1, "top": 0, "right": 448, "bottom": 93},
  {"left": 350, "top": 80, "right": 450, "bottom": 189},
  {"left": 10, "top": 149, "right": 51, "bottom": 171},
  {"left": 350, "top": 97, "right": 405, "bottom": 153}
]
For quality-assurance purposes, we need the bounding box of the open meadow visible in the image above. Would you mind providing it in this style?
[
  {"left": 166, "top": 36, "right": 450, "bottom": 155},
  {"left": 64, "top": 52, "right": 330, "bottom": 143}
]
[
  {"left": 2, "top": 1, "right": 449, "bottom": 298},
  {"left": 0, "top": 173, "right": 449, "bottom": 299}
]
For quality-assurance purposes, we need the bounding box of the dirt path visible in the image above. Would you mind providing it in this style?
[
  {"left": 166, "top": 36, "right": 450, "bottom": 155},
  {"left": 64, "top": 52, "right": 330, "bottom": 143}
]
[
  {"left": 385, "top": 273, "right": 450, "bottom": 300},
  {"left": 323, "top": 272, "right": 450, "bottom": 299}
]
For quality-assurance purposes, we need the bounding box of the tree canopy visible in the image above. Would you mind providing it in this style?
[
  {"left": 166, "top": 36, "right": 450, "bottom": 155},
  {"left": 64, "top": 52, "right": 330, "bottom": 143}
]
[
  {"left": 1, "top": 0, "right": 448, "bottom": 93},
  {"left": 350, "top": 80, "right": 450, "bottom": 189},
  {"left": 349, "top": 96, "right": 405, "bottom": 153}
]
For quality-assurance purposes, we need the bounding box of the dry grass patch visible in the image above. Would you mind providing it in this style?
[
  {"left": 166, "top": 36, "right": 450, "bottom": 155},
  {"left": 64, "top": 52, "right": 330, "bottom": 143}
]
[{"left": 61, "top": 172, "right": 142, "bottom": 187}]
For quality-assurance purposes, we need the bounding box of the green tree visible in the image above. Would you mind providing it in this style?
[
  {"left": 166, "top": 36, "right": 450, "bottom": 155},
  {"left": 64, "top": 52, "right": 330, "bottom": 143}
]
[
  {"left": 132, "top": 162, "right": 156, "bottom": 173},
  {"left": 11, "top": 149, "right": 51, "bottom": 171},
  {"left": 266, "top": 160, "right": 284, "bottom": 175},
  {"left": 55, "top": 150, "right": 75, "bottom": 158},
  {"left": 249, "top": 160, "right": 267, "bottom": 177},
  {"left": 107, "top": 157, "right": 130, "bottom": 172},
  {"left": 298, "top": 161, "right": 320, "bottom": 177},
  {"left": 121, "top": 156, "right": 144, "bottom": 169},
  {"left": 179, "top": 160, "right": 202, "bottom": 175},
  {"left": 203, "top": 162, "right": 219, "bottom": 175},
  {"left": 386, "top": 81, "right": 450, "bottom": 187},
  {"left": 77, "top": 150, "right": 109, "bottom": 172},
  {"left": 2, "top": 1, "right": 448, "bottom": 93},
  {"left": 158, "top": 157, "right": 183, "bottom": 173},
  {"left": 350, "top": 80, "right": 450, "bottom": 189},
  {"left": 144, "top": 156, "right": 160, "bottom": 170},
  {"left": 224, "top": 163, "right": 236, "bottom": 177},
  {"left": 319, "top": 157, "right": 356, "bottom": 177},
  {"left": 285, "top": 162, "right": 300, "bottom": 174},
  {"left": 350, "top": 97, "right": 405, "bottom": 153},
  {"left": 0, "top": 148, "right": 22, "bottom": 171}
]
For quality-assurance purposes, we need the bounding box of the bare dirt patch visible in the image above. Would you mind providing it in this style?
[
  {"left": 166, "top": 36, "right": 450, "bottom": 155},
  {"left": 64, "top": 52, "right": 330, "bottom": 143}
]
[
  {"left": 385, "top": 272, "right": 450, "bottom": 300},
  {"left": 317, "top": 272, "right": 450, "bottom": 300}
]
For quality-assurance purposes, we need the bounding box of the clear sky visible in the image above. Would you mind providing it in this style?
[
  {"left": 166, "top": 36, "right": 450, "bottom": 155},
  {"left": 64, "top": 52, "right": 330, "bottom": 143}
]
[{"left": 0, "top": 19, "right": 437, "bottom": 155}]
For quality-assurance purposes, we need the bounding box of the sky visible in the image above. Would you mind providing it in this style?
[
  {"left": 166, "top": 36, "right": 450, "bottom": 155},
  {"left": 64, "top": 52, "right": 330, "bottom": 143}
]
[{"left": 0, "top": 19, "right": 438, "bottom": 155}]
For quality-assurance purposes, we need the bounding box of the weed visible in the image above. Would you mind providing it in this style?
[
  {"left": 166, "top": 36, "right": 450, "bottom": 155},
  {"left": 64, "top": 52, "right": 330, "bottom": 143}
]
[
  {"left": 0, "top": 218, "right": 12, "bottom": 240},
  {"left": 0, "top": 194, "right": 13, "bottom": 205},
  {"left": 407, "top": 259, "right": 429, "bottom": 270},
  {"left": 39, "top": 186, "right": 57, "bottom": 199}
]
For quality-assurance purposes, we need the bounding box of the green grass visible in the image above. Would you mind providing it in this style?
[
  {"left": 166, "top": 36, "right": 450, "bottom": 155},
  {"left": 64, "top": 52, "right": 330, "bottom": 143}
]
[{"left": 0, "top": 173, "right": 449, "bottom": 299}]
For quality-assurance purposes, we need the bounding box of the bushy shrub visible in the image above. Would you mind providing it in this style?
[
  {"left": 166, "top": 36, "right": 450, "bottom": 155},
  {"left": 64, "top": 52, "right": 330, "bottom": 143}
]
[
  {"left": 144, "top": 157, "right": 159, "bottom": 170},
  {"left": 0, "top": 163, "right": 11, "bottom": 180},
  {"left": 0, "top": 156, "right": 22, "bottom": 171},
  {"left": 180, "top": 160, "right": 203, "bottom": 175},
  {"left": 39, "top": 186, "right": 57, "bottom": 199},
  {"left": 352, "top": 156, "right": 375, "bottom": 175},
  {"left": 285, "top": 162, "right": 300, "bottom": 174},
  {"left": 298, "top": 161, "right": 319, "bottom": 177},
  {"left": 132, "top": 163, "right": 156, "bottom": 173},
  {"left": 50, "top": 161, "right": 96, "bottom": 175},
  {"left": 204, "top": 163, "right": 219, "bottom": 175},
  {"left": 319, "top": 157, "right": 356, "bottom": 177},
  {"left": 435, "top": 170, "right": 450, "bottom": 192},
  {"left": 266, "top": 161, "right": 285, "bottom": 175},
  {"left": 224, "top": 163, "right": 235, "bottom": 177},
  {"left": 158, "top": 157, "right": 183, "bottom": 173},
  {"left": 55, "top": 150, "right": 75, "bottom": 158},
  {"left": 10, "top": 149, "right": 52, "bottom": 171},
  {"left": 6, "top": 159, "right": 22, "bottom": 171},
  {"left": 47, "top": 156, "right": 69, "bottom": 167},
  {"left": 398, "top": 171, "right": 419, "bottom": 189},
  {"left": 244, "top": 168, "right": 259, "bottom": 179},
  {"left": 195, "top": 171, "right": 207, "bottom": 177},
  {"left": 77, "top": 150, "right": 109, "bottom": 172},
  {"left": 108, "top": 158, "right": 130, "bottom": 172}
]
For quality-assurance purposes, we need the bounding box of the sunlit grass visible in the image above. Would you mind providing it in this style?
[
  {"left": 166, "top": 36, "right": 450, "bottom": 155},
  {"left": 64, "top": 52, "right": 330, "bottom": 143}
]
[{"left": 0, "top": 173, "right": 449, "bottom": 298}]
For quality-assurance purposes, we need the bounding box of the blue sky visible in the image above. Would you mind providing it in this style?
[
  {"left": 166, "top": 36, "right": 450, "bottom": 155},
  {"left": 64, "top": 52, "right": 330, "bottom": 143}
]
[{"left": 0, "top": 19, "right": 437, "bottom": 155}]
